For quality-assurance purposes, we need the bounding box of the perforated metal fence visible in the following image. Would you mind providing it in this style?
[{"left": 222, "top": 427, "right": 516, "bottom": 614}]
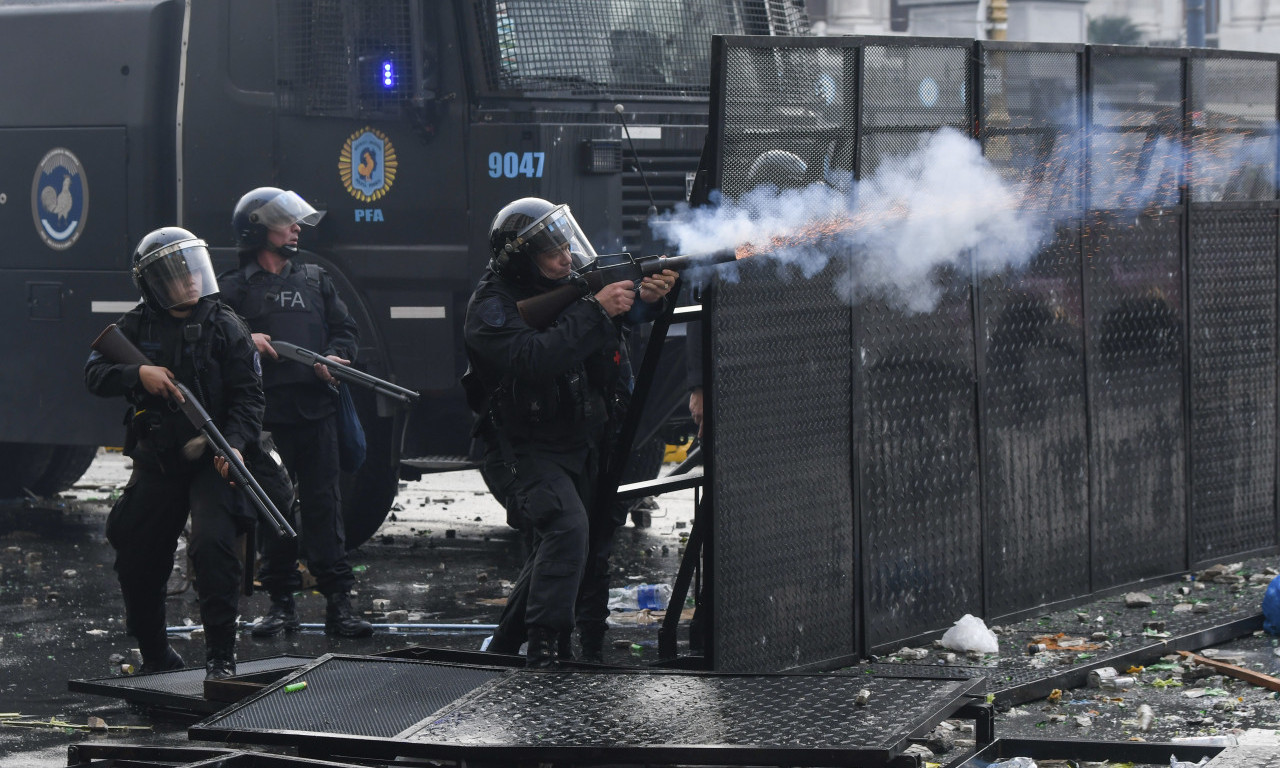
[{"left": 704, "top": 37, "right": 1279, "bottom": 672}]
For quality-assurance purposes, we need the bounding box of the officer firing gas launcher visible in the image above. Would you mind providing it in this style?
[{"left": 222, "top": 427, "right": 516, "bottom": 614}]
[
  {"left": 517, "top": 249, "right": 739, "bottom": 330},
  {"left": 90, "top": 324, "right": 297, "bottom": 540},
  {"left": 267, "top": 341, "right": 419, "bottom": 406}
]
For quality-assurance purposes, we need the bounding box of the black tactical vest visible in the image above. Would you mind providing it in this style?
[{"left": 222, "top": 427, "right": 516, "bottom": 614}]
[{"left": 227, "top": 264, "right": 328, "bottom": 390}]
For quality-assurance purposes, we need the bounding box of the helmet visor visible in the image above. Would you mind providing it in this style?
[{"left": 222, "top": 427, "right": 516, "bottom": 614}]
[
  {"left": 138, "top": 239, "right": 220, "bottom": 310},
  {"left": 251, "top": 190, "right": 325, "bottom": 231},
  {"left": 520, "top": 205, "right": 598, "bottom": 270}
]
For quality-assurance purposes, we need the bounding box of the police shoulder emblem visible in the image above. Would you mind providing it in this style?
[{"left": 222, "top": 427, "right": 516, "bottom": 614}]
[
  {"left": 31, "top": 148, "right": 89, "bottom": 250},
  {"left": 339, "top": 127, "right": 398, "bottom": 202}
]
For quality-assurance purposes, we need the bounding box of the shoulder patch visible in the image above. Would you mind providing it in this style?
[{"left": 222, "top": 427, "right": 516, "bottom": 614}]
[{"left": 478, "top": 297, "right": 506, "bottom": 328}]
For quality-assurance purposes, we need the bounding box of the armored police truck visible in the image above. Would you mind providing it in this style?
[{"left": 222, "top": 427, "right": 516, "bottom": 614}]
[{"left": 0, "top": 0, "right": 807, "bottom": 545}]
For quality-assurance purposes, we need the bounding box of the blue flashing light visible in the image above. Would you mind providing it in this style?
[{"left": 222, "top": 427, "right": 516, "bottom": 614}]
[{"left": 382, "top": 60, "right": 395, "bottom": 89}]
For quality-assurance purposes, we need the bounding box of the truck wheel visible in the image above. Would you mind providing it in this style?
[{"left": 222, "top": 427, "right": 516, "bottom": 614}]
[
  {"left": 0, "top": 443, "right": 58, "bottom": 499},
  {"left": 28, "top": 445, "right": 100, "bottom": 497},
  {"left": 340, "top": 387, "right": 400, "bottom": 551}
]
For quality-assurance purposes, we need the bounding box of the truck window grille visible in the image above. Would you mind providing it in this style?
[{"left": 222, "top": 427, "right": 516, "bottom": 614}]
[
  {"left": 277, "top": 0, "right": 414, "bottom": 117},
  {"left": 469, "top": 0, "right": 809, "bottom": 98}
]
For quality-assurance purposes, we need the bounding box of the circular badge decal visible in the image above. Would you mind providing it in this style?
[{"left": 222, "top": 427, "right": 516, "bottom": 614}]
[
  {"left": 339, "top": 127, "right": 398, "bottom": 202},
  {"left": 31, "top": 148, "right": 89, "bottom": 250}
]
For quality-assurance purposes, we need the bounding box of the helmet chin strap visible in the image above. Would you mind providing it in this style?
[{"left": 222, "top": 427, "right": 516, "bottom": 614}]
[{"left": 271, "top": 242, "right": 299, "bottom": 258}]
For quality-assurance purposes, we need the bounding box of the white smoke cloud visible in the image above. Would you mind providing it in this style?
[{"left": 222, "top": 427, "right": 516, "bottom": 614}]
[{"left": 652, "top": 127, "right": 1048, "bottom": 313}]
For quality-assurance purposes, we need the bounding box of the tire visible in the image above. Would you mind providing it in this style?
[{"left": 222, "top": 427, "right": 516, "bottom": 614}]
[
  {"left": 28, "top": 445, "right": 100, "bottom": 497},
  {"left": 0, "top": 443, "right": 58, "bottom": 499},
  {"left": 340, "top": 386, "right": 401, "bottom": 551}
]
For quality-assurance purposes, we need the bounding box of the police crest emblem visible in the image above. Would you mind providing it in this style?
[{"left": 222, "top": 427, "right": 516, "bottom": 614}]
[
  {"left": 31, "top": 148, "right": 89, "bottom": 250},
  {"left": 339, "top": 127, "right": 398, "bottom": 202}
]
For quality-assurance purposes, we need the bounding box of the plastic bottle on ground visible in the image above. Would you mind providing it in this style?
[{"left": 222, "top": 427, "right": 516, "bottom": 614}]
[{"left": 608, "top": 583, "right": 672, "bottom": 611}]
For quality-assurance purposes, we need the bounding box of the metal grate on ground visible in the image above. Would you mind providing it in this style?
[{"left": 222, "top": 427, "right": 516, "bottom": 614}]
[
  {"left": 192, "top": 654, "right": 985, "bottom": 766},
  {"left": 68, "top": 655, "right": 312, "bottom": 715}
]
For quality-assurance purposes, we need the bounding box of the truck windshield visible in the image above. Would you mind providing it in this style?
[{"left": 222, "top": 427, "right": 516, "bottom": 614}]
[{"left": 478, "top": 0, "right": 806, "bottom": 97}]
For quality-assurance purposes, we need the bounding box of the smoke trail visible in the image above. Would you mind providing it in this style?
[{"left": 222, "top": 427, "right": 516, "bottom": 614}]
[{"left": 652, "top": 127, "right": 1049, "bottom": 313}]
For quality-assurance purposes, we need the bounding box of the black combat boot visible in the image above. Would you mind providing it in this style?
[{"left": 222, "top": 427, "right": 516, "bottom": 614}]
[
  {"left": 250, "top": 593, "right": 300, "bottom": 637},
  {"left": 205, "top": 636, "right": 237, "bottom": 680},
  {"left": 579, "top": 625, "right": 606, "bottom": 664},
  {"left": 557, "top": 631, "right": 575, "bottom": 662},
  {"left": 139, "top": 645, "right": 185, "bottom": 674},
  {"left": 324, "top": 592, "right": 373, "bottom": 638},
  {"left": 525, "top": 625, "right": 559, "bottom": 670}
]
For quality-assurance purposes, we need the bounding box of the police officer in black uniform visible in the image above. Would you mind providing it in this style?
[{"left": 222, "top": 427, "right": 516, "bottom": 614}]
[
  {"left": 463, "top": 198, "right": 676, "bottom": 667},
  {"left": 85, "top": 227, "right": 264, "bottom": 679},
  {"left": 218, "top": 188, "right": 372, "bottom": 639}
]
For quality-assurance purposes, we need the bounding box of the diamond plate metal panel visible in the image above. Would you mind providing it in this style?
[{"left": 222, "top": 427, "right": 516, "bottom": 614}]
[
  {"left": 1190, "top": 58, "right": 1279, "bottom": 203},
  {"left": 69, "top": 655, "right": 312, "bottom": 714},
  {"left": 407, "top": 672, "right": 974, "bottom": 751},
  {"left": 200, "top": 656, "right": 503, "bottom": 739},
  {"left": 1085, "top": 213, "right": 1186, "bottom": 588},
  {"left": 1189, "top": 208, "right": 1278, "bottom": 562},
  {"left": 859, "top": 267, "right": 982, "bottom": 647},
  {"left": 980, "top": 224, "right": 1089, "bottom": 616},
  {"left": 708, "top": 260, "right": 854, "bottom": 673}
]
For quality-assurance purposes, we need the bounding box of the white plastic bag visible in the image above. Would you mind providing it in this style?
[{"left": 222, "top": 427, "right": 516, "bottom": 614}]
[{"left": 939, "top": 613, "right": 999, "bottom": 654}]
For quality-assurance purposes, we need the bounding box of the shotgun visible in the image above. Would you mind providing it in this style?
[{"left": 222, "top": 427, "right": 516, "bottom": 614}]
[{"left": 90, "top": 324, "right": 296, "bottom": 539}]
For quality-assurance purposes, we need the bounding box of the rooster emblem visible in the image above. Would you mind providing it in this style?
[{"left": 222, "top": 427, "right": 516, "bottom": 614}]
[
  {"left": 31, "top": 147, "right": 89, "bottom": 250},
  {"left": 357, "top": 148, "right": 377, "bottom": 183},
  {"left": 41, "top": 175, "right": 74, "bottom": 224}
]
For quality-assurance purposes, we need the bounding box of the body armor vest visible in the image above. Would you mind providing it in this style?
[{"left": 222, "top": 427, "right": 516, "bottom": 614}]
[{"left": 234, "top": 267, "right": 328, "bottom": 390}]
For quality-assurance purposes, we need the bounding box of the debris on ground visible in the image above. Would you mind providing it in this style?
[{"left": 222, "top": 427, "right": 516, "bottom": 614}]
[
  {"left": 940, "top": 613, "right": 999, "bottom": 654},
  {"left": 1177, "top": 650, "right": 1280, "bottom": 693},
  {"left": 1, "top": 715, "right": 151, "bottom": 732}
]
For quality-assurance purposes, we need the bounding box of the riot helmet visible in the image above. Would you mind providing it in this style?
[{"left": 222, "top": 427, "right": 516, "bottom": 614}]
[
  {"left": 131, "top": 227, "right": 219, "bottom": 311},
  {"left": 488, "top": 197, "right": 598, "bottom": 284},
  {"left": 232, "top": 187, "right": 324, "bottom": 256}
]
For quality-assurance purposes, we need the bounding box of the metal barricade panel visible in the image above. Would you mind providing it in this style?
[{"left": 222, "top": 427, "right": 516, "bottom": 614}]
[
  {"left": 980, "top": 225, "right": 1090, "bottom": 615},
  {"left": 710, "top": 40, "right": 857, "bottom": 673},
  {"left": 407, "top": 673, "right": 975, "bottom": 751},
  {"left": 1189, "top": 206, "right": 1279, "bottom": 562},
  {"left": 859, "top": 272, "right": 982, "bottom": 649},
  {"left": 1085, "top": 212, "right": 1187, "bottom": 589},
  {"left": 979, "top": 45, "right": 1089, "bottom": 615},
  {"left": 196, "top": 656, "right": 984, "bottom": 766},
  {"left": 197, "top": 656, "right": 504, "bottom": 739},
  {"left": 68, "top": 655, "right": 312, "bottom": 714},
  {"left": 707, "top": 262, "right": 855, "bottom": 672}
]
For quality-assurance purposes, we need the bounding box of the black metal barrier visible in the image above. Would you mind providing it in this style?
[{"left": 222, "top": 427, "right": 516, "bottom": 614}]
[{"left": 701, "top": 36, "right": 1279, "bottom": 671}]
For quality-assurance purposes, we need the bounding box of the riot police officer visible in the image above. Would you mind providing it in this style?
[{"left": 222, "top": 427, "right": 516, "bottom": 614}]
[
  {"left": 463, "top": 197, "right": 676, "bottom": 667},
  {"left": 218, "top": 188, "right": 372, "bottom": 639},
  {"left": 85, "top": 227, "right": 264, "bottom": 679}
]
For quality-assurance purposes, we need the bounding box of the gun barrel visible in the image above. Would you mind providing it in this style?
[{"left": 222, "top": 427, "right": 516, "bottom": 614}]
[
  {"left": 651, "top": 248, "right": 739, "bottom": 274},
  {"left": 270, "top": 341, "right": 418, "bottom": 404},
  {"left": 172, "top": 382, "right": 296, "bottom": 539}
]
